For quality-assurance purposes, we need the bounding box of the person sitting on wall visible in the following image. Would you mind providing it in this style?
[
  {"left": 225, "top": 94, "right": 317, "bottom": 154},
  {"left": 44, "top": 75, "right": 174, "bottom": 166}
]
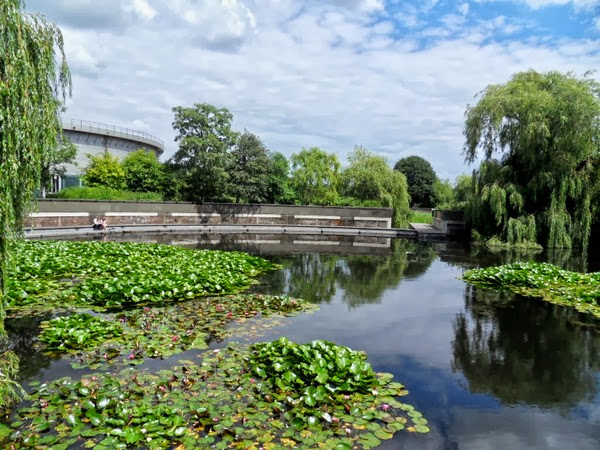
[
  {"left": 100, "top": 217, "right": 107, "bottom": 230},
  {"left": 92, "top": 217, "right": 101, "bottom": 230}
]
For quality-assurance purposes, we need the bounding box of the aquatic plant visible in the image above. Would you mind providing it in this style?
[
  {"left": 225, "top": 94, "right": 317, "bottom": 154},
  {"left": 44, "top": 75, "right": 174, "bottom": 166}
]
[
  {"left": 6, "top": 240, "right": 279, "bottom": 313},
  {"left": 1, "top": 343, "right": 429, "bottom": 448},
  {"left": 462, "top": 262, "right": 600, "bottom": 317},
  {"left": 39, "top": 314, "right": 123, "bottom": 351},
  {"left": 249, "top": 337, "right": 377, "bottom": 396},
  {"left": 39, "top": 295, "right": 316, "bottom": 370}
]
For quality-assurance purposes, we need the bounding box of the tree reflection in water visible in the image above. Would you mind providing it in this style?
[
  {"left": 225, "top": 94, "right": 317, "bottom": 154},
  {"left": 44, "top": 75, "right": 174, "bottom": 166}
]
[
  {"left": 267, "top": 240, "right": 437, "bottom": 308},
  {"left": 452, "top": 285, "right": 600, "bottom": 409}
]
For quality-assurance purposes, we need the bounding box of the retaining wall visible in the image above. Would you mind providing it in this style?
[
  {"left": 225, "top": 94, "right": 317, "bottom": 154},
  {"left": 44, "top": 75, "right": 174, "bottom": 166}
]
[
  {"left": 27, "top": 200, "right": 393, "bottom": 229},
  {"left": 432, "top": 209, "right": 467, "bottom": 238}
]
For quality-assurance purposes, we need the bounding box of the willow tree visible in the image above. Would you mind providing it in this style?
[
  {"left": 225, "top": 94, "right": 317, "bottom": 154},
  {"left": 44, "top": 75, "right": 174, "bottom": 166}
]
[
  {"left": 341, "top": 146, "right": 411, "bottom": 227},
  {"left": 464, "top": 70, "right": 600, "bottom": 249},
  {"left": 0, "top": 0, "right": 71, "bottom": 334}
]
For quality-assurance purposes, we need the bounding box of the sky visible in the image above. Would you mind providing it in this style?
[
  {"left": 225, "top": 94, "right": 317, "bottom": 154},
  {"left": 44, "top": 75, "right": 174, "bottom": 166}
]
[{"left": 25, "top": 0, "right": 600, "bottom": 181}]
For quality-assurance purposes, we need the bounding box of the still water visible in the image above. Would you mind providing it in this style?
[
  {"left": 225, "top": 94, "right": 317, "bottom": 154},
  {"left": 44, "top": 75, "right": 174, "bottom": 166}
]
[{"left": 8, "top": 235, "right": 600, "bottom": 449}]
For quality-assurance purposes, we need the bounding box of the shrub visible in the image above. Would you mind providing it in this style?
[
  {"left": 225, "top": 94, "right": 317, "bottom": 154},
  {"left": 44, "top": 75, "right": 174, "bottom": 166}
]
[{"left": 55, "top": 187, "right": 163, "bottom": 201}]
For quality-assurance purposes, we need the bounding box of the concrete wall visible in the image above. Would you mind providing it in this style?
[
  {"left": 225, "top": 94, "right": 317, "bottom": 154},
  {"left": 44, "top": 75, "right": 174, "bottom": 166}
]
[
  {"left": 61, "top": 119, "right": 164, "bottom": 176},
  {"left": 432, "top": 209, "right": 467, "bottom": 238},
  {"left": 27, "top": 200, "right": 394, "bottom": 229}
]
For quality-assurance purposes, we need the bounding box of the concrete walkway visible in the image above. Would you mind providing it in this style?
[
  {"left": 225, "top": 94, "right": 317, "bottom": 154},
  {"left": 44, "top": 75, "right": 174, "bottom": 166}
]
[{"left": 409, "top": 222, "right": 446, "bottom": 241}]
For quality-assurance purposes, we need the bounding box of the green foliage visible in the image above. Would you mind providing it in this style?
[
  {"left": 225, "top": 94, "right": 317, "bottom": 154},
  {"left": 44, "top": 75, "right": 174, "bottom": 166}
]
[
  {"left": 290, "top": 147, "right": 341, "bottom": 205},
  {"left": 40, "top": 138, "right": 77, "bottom": 196},
  {"left": 121, "top": 149, "right": 165, "bottom": 193},
  {"left": 54, "top": 186, "right": 163, "bottom": 201},
  {"left": 394, "top": 155, "right": 438, "bottom": 207},
  {"left": 463, "top": 262, "right": 600, "bottom": 317},
  {"left": 3, "top": 343, "right": 427, "bottom": 449},
  {"left": 34, "top": 294, "right": 315, "bottom": 370},
  {"left": 409, "top": 210, "right": 433, "bottom": 224},
  {"left": 0, "top": 351, "right": 24, "bottom": 415},
  {"left": 82, "top": 153, "right": 126, "bottom": 190},
  {"left": 0, "top": 0, "right": 71, "bottom": 335},
  {"left": 433, "top": 179, "right": 453, "bottom": 207},
  {"left": 227, "top": 131, "right": 272, "bottom": 203},
  {"left": 6, "top": 240, "right": 278, "bottom": 311},
  {"left": 169, "top": 103, "right": 238, "bottom": 202},
  {"left": 249, "top": 337, "right": 377, "bottom": 395},
  {"left": 453, "top": 175, "right": 473, "bottom": 206},
  {"left": 340, "top": 146, "right": 411, "bottom": 227},
  {"left": 39, "top": 314, "right": 123, "bottom": 351},
  {"left": 464, "top": 70, "right": 600, "bottom": 249},
  {"left": 267, "top": 152, "right": 296, "bottom": 204}
]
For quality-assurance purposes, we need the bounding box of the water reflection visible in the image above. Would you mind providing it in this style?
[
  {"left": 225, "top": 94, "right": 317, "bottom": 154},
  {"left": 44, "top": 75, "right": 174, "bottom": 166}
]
[
  {"left": 439, "top": 243, "right": 593, "bottom": 273},
  {"left": 263, "top": 239, "right": 436, "bottom": 307},
  {"left": 452, "top": 285, "right": 600, "bottom": 408},
  {"left": 5, "top": 316, "right": 51, "bottom": 380}
]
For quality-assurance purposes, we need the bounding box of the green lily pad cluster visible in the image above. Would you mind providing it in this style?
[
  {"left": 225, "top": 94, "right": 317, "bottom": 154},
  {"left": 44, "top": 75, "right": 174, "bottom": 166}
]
[
  {"left": 38, "top": 295, "right": 317, "bottom": 370},
  {"left": 1, "top": 343, "right": 428, "bottom": 449},
  {"left": 249, "top": 337, "right": 377, "bottom": 396},
  {"left": 6, "top": 240, "right": 278, "bottom": 313},
  {"left": 463, "top": 262, "right": 600, "bottom": 317},
  {"left": 39, "top": 314, "right": 123, "bottom": 351}
]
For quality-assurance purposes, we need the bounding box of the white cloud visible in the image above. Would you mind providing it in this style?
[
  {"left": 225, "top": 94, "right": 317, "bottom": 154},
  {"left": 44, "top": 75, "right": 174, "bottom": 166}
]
[
  {"left": 129, "top": 0, "right": 158, "bottom": 20},
  {"left": 167, "top": 0, "right": 257, "bottom": 51},
  {"left": 330, "top": 0, "right": 385, "bottom": 13},
  {"left": 24, "top": 0, "right": 600, "bottom": 180},
  {"left": 459, "top": 2, "right": 470, "bottom": 15}
]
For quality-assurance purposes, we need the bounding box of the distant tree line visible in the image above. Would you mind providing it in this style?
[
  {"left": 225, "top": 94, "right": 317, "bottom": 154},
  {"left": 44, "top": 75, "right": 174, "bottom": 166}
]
[
  {"left": 76, "top": 67, "right": 600, "bottom": 250},
  {"left": 75, "top": 103, "right": 425, "bottom": 227}
]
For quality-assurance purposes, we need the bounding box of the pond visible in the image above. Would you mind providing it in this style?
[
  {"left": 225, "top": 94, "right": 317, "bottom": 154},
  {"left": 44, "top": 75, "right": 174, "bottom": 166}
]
[{"left": 5, "top": 234, "right": 600, "bottom": 449}]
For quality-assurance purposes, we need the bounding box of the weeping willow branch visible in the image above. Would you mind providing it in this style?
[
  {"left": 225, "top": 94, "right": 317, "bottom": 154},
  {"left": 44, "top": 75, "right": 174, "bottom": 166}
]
[
  {"left": 0, "top": 351, "right": 24, "bottom": 416},
  {"left": 0, "top": 0, "right": 71, "bottom": 336}
]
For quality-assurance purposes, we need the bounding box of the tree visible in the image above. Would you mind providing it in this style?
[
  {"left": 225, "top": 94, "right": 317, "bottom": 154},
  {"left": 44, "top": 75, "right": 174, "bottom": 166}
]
[
  {"left": 453, "top": 174, "right": 473, "bottom": 207},
  {"left": 266, "top": 152, "right": 296, "bottom": 204},
  {"left": 464, "top": 70, "right": 600, "bottom": 249},
  {"left": 394, "top": 155, "right": 437, "bottom": 207},
  {"left": 1, "top": 0, "right": 70, "bottom": 328},
  {"left": 122, "top": 149, "right": 165, "bottom": 193},
  {"left": 290, "top": 147, "right": 340, "bottom": 205},
  {"left": 40, "top": 138, "right": 77, "bottom": 198},
  {"left": 169, "top": 103, "right": 238, "bottom": 203},
  {"left": 0, "top": 0, "right": 70, "bottom": 409},
  {"left": 433, "top": 179, "right": 453, "bottom": 208},
  {"left": 82, "top": 153, "right": 126, "bottom": 190},
  {"left": 340, "top": 146, "right": 411, "bottom": 226},
  {"left": 227, "top": 131, "right": 271, "bottom": 203}
]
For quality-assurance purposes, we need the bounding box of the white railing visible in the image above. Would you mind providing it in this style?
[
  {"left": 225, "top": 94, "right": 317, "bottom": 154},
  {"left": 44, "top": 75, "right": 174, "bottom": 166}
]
[{"left": 61, "top": 118, "right": 164, "bottom": 148}]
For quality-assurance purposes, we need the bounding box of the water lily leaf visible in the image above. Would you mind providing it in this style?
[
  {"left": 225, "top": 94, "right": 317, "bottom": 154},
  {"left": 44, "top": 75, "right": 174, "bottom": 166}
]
[
  {"left": 86, "top": 409, "right": 103, "bottom": 426},
  {"left": 360, "top": 432, "right": 381, "bottom": 449},
  {"left": 65, "top": 414, "right": 81, "bottom": 427},
  {"left": 37, "top": 434, "right": 59, "bottom": 445},
  {"left": 374, "top": 429, "right": 394, "bottom": 440},
  {"left": 415, "top": 425, "right": 430, "bottom": 433}
]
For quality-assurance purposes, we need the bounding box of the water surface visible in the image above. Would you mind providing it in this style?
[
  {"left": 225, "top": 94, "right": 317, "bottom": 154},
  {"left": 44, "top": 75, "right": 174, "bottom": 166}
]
[{"left": 8, "top": 235, "right": 600, "bottom": 449}]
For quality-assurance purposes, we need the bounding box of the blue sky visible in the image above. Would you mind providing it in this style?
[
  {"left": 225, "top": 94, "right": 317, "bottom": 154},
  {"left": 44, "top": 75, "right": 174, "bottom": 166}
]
[{"left": 25, "top": 0, "right": 599, "bottom": 180}]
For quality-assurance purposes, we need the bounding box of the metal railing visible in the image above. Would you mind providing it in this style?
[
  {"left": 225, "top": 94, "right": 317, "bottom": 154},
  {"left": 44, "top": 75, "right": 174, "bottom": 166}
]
[{"left": 61, "top": 118, "right": 164, "bottom": 148}]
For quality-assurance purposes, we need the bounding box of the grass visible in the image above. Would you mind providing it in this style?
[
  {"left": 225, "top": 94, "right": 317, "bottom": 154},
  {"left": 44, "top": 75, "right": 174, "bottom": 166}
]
[{"left": 409, "top": 210, "right": 433, "bottom": 224}]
